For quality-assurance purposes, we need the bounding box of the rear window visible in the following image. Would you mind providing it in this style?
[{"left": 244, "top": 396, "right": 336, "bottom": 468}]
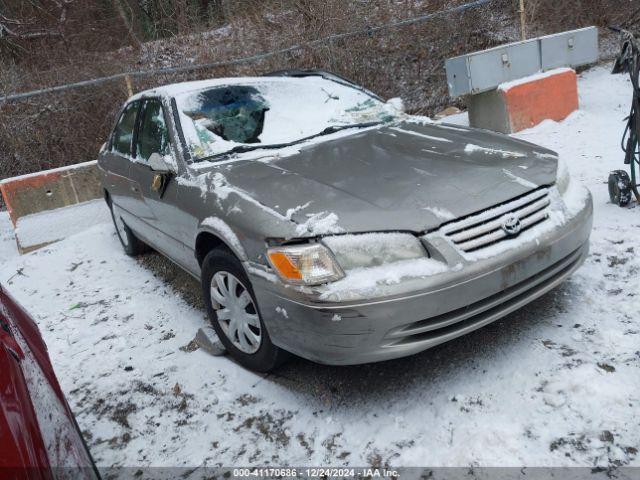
[{"left": 111, "top": 101, "right": 139, "bottom": 157}]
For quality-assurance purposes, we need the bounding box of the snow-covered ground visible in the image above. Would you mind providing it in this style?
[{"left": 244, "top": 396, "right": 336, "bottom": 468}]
[
  {"left": 0, "top": 212, "right": 18, "bottom": 260},
  {"left": 14, "top": 199, "right": 110, "bottom": 251},
  {"left": 0, "top": 65, "right": 638, "bottom": 468}
]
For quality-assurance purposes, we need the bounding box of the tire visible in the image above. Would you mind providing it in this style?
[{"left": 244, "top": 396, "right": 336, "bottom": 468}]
[
  {"left": 201, "top": 248, "right": 289, "bottom": 372},
  {"left": 108, "top": 201, "right": 146, "bottom": 256},
  {"left": 608, "top": 170, "right": 632, "bottom": 207}
]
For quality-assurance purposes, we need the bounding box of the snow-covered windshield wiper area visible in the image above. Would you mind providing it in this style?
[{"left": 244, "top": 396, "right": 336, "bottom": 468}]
[
  {"left": 316, "top": 122, "right": 383, "bottom": 136},
  {"left": 173, "top": 77, "right": 401, "bottom": 163},
  {"left": 199, "top": 121, "right": 384, "bottom": 162}
]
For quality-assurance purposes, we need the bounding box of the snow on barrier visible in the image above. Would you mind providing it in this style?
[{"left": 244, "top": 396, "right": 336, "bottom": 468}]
[
  {"left": 0, "top": 161, "right": 109, "bottom": 253},
  {"left": 468, "top": 68, "right": 579, "bottom": 134}
]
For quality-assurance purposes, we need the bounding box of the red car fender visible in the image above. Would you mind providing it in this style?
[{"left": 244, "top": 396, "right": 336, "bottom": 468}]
[{"left": 0, "top": 284, "right": 99, "bottom": 479}]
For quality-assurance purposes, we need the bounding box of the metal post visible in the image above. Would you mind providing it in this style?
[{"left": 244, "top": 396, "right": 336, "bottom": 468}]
[
  {"left": 519, "top": 0, "right": 526, "bottom": 41},
  {"left": 124, "top": 75, "right": 134, "bottom": 97}
]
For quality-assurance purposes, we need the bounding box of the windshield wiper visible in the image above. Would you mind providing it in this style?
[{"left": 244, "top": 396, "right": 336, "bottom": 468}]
[
  {"left": 315, "top": 121, "right": 382, "bottom": 136},
  {"left": 196, "top": 121, "right": 383, "bottom": 163},
  {"left": 198, "top": 142, "right": 293, "bottom": 162}
]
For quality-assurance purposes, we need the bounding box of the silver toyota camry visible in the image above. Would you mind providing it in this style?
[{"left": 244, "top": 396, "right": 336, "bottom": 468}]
[{"left": 98, "top": 70, "right": 593, "bottom": 371}]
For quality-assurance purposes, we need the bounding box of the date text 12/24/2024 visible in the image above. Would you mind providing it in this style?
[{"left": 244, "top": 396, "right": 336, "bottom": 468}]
[{"left": 233, "top": 468, "right": 401, "bottom": 478}]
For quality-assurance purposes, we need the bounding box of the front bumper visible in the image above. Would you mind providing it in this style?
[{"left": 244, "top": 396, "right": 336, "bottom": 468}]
[{"left": 250, "top": 187, "right": 593, "bottom": 365}]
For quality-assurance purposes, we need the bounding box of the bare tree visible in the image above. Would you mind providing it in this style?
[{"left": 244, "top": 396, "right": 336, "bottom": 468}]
[
  {"left": 0, "top": 0, "right": 631, "bottom": 185},
  {"left": 111, "top": 0, "right": 142, "bottom": 48}
]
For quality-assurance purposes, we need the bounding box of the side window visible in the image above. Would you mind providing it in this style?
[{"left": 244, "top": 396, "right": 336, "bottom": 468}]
[
  {"left": 112, "top": 101, "right": 139, "bottom": 157},
  {"left": 136, "top": 99, "right": 170, "bottom": 163}
]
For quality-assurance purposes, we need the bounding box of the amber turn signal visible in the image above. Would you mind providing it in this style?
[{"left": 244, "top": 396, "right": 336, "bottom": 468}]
[
  {"left": 266, "top": 243, "right": 345, "bottom": 286},
  {"left": 267, "top": 251, "right": 303, "bottom": 281}
]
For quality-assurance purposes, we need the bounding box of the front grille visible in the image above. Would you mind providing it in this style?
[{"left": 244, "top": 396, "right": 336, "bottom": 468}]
[{"left": 441, "top": 187, "right": 551, "bottom": 253}]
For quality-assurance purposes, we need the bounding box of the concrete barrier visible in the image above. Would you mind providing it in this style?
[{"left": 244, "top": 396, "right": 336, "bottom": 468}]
[
  {"left": 468, "top": 68, "right": 579, "bottom": 134},
  {"left": 0, "top": 160, "right": 102, "bottom": 226},
  {"left": 0, "top": 161, "right": 107, "bottom": 253}
]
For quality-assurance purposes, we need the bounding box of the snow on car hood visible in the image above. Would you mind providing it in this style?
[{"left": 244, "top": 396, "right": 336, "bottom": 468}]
[{"left": 196, "top": 121, "right": 559, "bottom": 235}]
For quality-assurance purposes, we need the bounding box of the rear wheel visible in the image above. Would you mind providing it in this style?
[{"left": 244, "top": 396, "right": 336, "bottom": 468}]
[
  {"left": 201, "top": 248, "right": 289, "bottom": 372},
  {"left": 608, "top": 170, "right": 633, "bottom": 207},
  {"left": 108, "top": 201, "right": 146, "bottom": 256}
]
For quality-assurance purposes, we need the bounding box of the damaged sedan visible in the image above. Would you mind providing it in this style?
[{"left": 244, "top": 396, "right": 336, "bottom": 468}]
[{"left": 98, "top": 70, "right": 593, "bottom": 371}]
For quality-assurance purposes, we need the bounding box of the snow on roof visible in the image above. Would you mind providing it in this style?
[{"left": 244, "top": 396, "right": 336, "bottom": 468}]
[{"left": 129, "top": 76, "right": 343, "bottom": 102}]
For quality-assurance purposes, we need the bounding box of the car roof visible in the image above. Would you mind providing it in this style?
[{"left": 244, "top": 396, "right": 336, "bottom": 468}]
[
  {"left": 129, "top": 76, "right": 283, "bottom": 101},
  {"left": 128, "top": 70, "right": 381, "bottom": 103}
]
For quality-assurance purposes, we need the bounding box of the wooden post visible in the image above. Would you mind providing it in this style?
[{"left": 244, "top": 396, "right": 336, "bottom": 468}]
[
  {"left": 124, "top": 75, "right": 134, "bottom": 97},
  {"left": 519, "top": 0, "right": 526, "bottom": 41}
]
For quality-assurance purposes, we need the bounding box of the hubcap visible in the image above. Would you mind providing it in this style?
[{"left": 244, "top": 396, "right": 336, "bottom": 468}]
[
  {"left": 114, "top": 214, "right": 129, "bottom": 246},
  {"left": 210, "top": 271, "right": 261, "bottom": 354}
]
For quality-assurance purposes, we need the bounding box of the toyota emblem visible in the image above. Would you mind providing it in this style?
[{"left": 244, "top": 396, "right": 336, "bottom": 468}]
[{"left": 501, "top": 215, "right": 522, "bottom": 236}]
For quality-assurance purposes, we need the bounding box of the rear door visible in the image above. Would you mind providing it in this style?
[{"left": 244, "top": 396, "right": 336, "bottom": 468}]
[{"left": 101, "top": 101, "right": 140, "bottom": 215}]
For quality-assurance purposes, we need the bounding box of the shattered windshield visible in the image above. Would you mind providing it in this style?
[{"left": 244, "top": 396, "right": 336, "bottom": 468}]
[{"left": 174, "top": 77, "right": 398, "bottom": 161}]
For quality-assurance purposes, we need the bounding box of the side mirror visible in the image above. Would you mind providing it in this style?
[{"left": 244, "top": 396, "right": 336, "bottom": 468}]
[{"left": 148, "top": 153, "right": 173, "bottom": 174}]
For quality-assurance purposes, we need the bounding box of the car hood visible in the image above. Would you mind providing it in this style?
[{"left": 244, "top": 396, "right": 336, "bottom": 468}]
[{"left": 200, "top": 121, "right": 558, "bottom": 234}]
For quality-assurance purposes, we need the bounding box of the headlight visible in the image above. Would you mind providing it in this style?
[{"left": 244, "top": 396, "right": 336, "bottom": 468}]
[
  {"left": 267, "top": 243, "right": 344, "bottom": 286},
  {"left": 556, "top": 157, "right": 571, "bottom": 195},
  {"left": 322, "top": 232, "right": 428, "bottom": 270}
]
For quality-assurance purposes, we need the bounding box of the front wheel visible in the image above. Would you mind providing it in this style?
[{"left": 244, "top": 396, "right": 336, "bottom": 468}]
[{"left": 201, "top": 248, "right": 289, "bottom": 372}]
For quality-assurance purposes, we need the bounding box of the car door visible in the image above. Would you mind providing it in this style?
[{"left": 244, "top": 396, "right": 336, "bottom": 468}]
[
  {"left": 128, "top": 98, "right": 194, "bottom": 269},
  {"left": 101, "top": 101, "right": 140, "bottom": 217}
]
